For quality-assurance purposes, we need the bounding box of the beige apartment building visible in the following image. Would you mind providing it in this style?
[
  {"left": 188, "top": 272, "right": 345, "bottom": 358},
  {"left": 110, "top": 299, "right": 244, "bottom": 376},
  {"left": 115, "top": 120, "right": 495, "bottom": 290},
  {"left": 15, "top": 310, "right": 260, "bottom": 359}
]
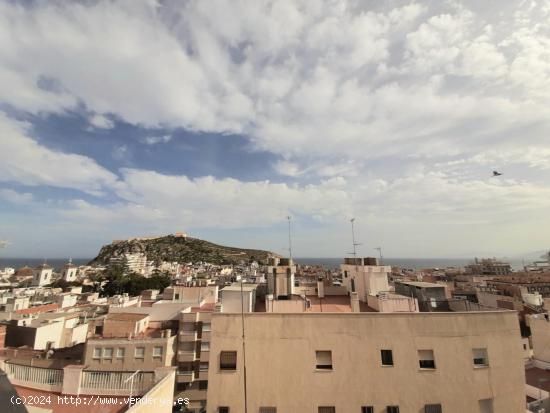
[
  {"left": 206, "top": 311, "right": 525, "bottom": 413},
  {"left": 176, "top": 309, "right": 213, "bottom": 412},
  {"left": 84, "top": 331, "right": 177, "bottom": 371}
]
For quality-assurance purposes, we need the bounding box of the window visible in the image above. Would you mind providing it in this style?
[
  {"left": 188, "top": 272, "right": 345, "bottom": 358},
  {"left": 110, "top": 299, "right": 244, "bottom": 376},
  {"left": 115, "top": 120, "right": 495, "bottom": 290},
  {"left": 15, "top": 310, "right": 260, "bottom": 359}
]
[
  {"left": 175, "top": 293, "right": 180, "bottom": 300},
  {"left": 259, "top": 408, "right": 277, "bottom": 413},
  {"left": 198, "top": 380, "right": 208, "bottom": 390},
  {"left": 203, "top": 322, "right": 212, "bottom": 332},
  {"left": 362, "top": 407, "right": 374, "bottom": 413},
  {"left": 93, "top": 348, "right": 101, "bottom": 359},
  {"left": 103, "top": 348, "right": 113, "bottom": 358},
  {"left": 220, "top": 351, "right": 237, "bottom": 370},
  {"left": 200, "top": 362, "right": 209, "bottom": 371},
  {"left": 473, "top": 348, "right": 488, "bottom": 367},
  {"left": 218, "top": 408, "right": 229, "bottom": 413},
  {"left": 201, "top": 342, "right": 210, "bottom": 351},
  {"left": 135, "top": 347, "right": 145, "bottom": 359},
  {"left": 318, "top": 407, "right": 335, "bottom": 413},
  {"left": 418, "top": 350, "right": 435, "bottom": 369},
  {"left": 381, "top": 349, "right": 393, "bottom": 366},
  {"left": 316, "top": 350, "right": 333, "bottom": 370},
  {"left": 387, "top": 407, "right": 400, "bottom": 413},
  {"left": 478, "top": 399, "right": 493, "bottom": 413},
  {"left": 116, "top": 348, "right": 125, "bottom": 358},
  {"left": 153, "top": 346, "right": 163, "bottom": 358},
  {"left": 425, "top": 404, "right": 442, "bottom": 413}
]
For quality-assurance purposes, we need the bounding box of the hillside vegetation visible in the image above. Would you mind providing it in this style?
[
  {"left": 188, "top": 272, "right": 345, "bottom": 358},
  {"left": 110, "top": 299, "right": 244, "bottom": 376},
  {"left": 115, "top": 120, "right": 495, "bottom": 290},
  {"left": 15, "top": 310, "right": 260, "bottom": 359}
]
[{"left": 89, "top": 235, "right": 278, "bottom": 266}]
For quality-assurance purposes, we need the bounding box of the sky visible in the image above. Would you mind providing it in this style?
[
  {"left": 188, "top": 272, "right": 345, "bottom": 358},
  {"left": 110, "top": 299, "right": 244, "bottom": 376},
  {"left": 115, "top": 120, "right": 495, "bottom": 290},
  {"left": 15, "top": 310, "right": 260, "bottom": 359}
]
[{"left": 1, "top": 0, "right": 550, "bottom": 259}]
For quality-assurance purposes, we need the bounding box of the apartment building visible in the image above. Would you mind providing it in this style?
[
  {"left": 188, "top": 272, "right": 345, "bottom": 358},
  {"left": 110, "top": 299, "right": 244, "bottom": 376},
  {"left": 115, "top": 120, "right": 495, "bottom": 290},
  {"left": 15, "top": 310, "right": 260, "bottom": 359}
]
[
  {"left": 465, "top": 258, "right": 512, "bottom": 276},
  {"left": 176, "top": 309, "right": 213, "bottom": 412},
  {"left": 206, "top": 311, "right": 525, "bottom": 413},
  {"left": 341, "top": 257, "right": 417, "bottom": 312},
  {"left": 84, "top": 329, "right": 177, "bottom": 371},
  {"left": 5, "top": 312, "right": 88, "bottom": 350}
]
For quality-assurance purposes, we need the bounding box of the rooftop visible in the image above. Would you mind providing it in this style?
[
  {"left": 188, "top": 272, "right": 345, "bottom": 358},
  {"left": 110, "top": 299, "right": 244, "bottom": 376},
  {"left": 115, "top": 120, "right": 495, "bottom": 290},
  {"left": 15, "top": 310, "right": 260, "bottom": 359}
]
[
  {"left": 397, "top": 281, "right": 444, "bottom": 288},
  {"left": 105, "top": 313, "right": 148, "bottom": 322},
  {"left": 221, "top": 283, "right": 258, "bottom": 292},
  {"left": 526, "top": 367, "right": 550, "bottom": 392}
]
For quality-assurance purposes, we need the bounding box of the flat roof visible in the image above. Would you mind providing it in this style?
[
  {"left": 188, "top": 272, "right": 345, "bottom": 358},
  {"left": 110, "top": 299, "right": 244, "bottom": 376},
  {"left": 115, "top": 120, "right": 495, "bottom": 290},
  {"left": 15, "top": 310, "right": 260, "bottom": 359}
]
[
  {"left": 526, "top": 367, "right": 550, "bottom": 392},
  {"left": 105, "top": 313, "right": 148, "bottom": 321},
  {"left": 397, "top": 281, "right": 444, "bottom": 288},
  {"left": 222, "top": 284, "right": 258, "bottom": 292}
]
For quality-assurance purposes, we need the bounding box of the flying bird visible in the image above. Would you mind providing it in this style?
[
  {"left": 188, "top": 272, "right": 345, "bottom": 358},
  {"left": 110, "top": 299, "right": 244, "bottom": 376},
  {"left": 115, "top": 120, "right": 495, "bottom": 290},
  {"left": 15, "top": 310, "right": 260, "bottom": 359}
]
[{"left": 492, "top": 170, "right": 503, "bottom": 177}]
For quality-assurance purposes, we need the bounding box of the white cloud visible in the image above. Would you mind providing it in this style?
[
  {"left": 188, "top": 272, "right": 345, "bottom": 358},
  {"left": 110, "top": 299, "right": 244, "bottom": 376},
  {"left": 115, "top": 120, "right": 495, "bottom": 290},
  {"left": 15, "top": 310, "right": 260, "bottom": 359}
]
[
  {"left": 0, "top": 112, "right": 118, "bottom": 195},
  {"left": 0, "top": 189, "right": 34, "bottom": 205},
  {"left": 141, "top": 135, "right": 172, "bottom": 145},
  {"left": 88, "top": 114, "right": 114, "bottom": 129},
  {"left": 2, "top": 0, "right": 549, "bottom": 164},
  {"left": 2, "top": 0, "right": 550, "bottom": 256}
]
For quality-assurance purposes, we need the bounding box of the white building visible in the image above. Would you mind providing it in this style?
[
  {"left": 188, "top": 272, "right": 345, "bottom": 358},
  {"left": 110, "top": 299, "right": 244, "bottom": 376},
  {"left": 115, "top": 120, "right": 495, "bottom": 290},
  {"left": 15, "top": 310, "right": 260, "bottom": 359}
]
[
  {"left": 61, "top": 259, "right": 78, "bottom": 282},
  {"left": 32, "top": 264, "right": 53, "bottom": 287},
  {"left": 55, "top": 293, "right": 78, "bottom": 309},
  {"left": 0, "top": 267, "right": 15, "bottom": 278},
  {"left": 110, "top": 253, "right": 148, "bottom": 275},
  {"left": 220, "top": 283, "right": 257, "bottom": 313}
]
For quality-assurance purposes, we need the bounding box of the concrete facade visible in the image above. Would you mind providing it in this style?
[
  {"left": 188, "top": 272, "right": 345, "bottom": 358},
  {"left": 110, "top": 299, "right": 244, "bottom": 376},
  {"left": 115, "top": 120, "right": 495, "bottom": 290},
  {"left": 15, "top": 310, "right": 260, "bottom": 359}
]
[
  {"left": 206, "top": 311, "right": 525, "bottom": 413},
  {"left": 84, "top": 332, "right": 177, "bottom": 371}
]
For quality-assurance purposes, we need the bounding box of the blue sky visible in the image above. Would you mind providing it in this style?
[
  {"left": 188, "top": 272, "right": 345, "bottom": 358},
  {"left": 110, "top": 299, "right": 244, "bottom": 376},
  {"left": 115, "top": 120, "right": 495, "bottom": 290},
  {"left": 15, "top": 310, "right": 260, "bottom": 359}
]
[{"left": 1, "top": 0, "right": 550, "bottom": 259}]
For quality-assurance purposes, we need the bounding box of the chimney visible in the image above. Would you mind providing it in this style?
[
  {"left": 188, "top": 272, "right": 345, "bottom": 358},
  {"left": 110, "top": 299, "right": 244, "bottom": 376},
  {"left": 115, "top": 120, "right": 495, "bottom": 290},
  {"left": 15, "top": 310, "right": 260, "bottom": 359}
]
[{"left": 351, "top": 292, "right": 360, "bottom": 313}]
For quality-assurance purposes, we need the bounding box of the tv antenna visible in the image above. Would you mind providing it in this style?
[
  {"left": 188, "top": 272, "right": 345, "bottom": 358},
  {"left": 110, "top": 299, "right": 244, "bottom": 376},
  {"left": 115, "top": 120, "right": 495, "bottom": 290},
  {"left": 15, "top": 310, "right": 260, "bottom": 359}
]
[
  {"left": 374, "top": 247, "right": 383, "bottom": 264},
  {"left": 349, "top": 218, "right": 362, "bottom": 260},
  {"left": 287, "top": 216, "right": 293, "bottom": 262}
]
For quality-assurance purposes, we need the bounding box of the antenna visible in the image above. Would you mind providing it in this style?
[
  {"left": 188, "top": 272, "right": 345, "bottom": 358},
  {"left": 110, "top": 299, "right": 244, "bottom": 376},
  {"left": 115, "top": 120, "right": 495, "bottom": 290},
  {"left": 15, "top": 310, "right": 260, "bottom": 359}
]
[
  {"left": 374, "top": 247, "right": 383, "bottom": 264},
  {"left": 350, "top": 218, "right": 362, "bottom": 259},
  {"left": 287, "top": 216, "right": 293, "bottom": 262},
  {"left": 350, "top": 218, "right": 362, "bottom": 294}
]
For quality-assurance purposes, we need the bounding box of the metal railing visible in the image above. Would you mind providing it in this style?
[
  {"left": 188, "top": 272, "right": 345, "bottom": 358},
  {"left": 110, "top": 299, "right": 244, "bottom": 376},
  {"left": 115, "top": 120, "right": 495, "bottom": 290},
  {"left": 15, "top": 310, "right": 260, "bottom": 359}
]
[
  {"left": 5, "top": 361, "right": 63, "bottom": 391},
  {"left": 81, "top": 370, "right": 155, "bottom": 394}
]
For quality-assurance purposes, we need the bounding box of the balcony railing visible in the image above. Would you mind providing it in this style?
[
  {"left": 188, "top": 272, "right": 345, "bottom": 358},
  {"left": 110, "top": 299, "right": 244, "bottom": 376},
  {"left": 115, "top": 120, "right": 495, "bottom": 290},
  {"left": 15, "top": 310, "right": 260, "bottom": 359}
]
[
  {"left": 80, "top": 370, "right": 155, "bottom": 396},
  {"left": 5, "top": 361, "right": 63, "bottom": 392},
  {"left": 4, "top": 360, "right": 156, "bottom": 397}
]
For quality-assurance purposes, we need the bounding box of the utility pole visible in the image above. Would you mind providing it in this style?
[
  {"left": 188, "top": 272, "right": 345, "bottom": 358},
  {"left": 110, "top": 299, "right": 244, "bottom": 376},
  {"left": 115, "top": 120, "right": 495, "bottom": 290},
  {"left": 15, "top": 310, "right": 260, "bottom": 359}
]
[{"left": 240, "top": 276, "right": 248, "bottom": 413}]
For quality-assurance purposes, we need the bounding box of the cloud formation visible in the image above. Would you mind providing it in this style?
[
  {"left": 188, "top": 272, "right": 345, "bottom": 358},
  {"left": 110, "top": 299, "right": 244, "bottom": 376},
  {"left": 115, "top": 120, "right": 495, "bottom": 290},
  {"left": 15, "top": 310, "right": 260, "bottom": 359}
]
[{"left": 1, "top": 0, "right": 550, "bottom": 256}]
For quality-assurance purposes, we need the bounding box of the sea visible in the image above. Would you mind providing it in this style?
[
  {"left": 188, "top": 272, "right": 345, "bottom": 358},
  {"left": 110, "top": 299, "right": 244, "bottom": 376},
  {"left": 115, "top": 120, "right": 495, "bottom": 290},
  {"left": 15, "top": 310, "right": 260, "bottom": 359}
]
[
  {"left": 294, "top": 257, "right": 527, "bottom": 271},
  {"left": 0, "top": 258, "right": 91, "bottom": 271},
  {"left": 0, "top": 257, "right": 527, "bottom": 271}
]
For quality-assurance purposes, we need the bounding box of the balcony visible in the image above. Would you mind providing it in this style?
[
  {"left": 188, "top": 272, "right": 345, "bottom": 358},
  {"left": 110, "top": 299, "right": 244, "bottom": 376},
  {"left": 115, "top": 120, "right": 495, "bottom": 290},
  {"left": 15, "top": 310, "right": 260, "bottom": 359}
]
[
  {"left": 179, "top": 330, "right": 197, "bottom": 341},
  {"left": 177, "top": 350, "right": 197, "bottom": 362},
  {"left": 4, "top": 361, "right": 63, "bottom": 392},
  {"left": 4, "top": 360, "right": 158, "bottom": 397},
  {"left": 199, "top": 350, "right": 210, "bottom": 362},
  {"left": 196, "top": 370, "right": 209, "bottom": 381},
  {"left": 183, "top": 388, "right": 207, "bottom": 401},
  {"left": 200, "top": 330, "right": 211, "bottom": 341},
  {"left": 80, "top": 370, "right": 155, "bottom": 396},
  {"left": 176, "top": 371, "right": 194, "bottom": 383}
]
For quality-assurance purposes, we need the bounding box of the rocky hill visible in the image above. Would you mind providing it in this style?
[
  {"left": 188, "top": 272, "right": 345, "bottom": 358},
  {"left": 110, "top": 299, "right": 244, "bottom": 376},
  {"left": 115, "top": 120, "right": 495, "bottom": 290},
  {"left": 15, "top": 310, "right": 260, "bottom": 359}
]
[{"left": 89, "top": 235, "right": 279, "bottom": 266}]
